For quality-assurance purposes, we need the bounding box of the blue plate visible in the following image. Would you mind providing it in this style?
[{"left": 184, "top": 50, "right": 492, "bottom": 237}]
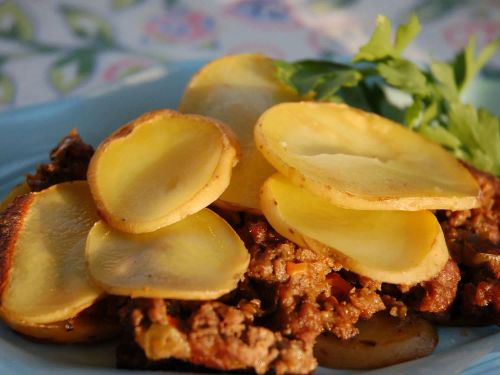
[{"left": 0, "top": 61, "right": 498, "bottom": 375}]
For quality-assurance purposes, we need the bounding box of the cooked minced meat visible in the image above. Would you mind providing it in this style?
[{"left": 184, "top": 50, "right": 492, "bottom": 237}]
[
  {"left": 26, "top": 129, "right": 94, "bottom": 192},
  {"left": 401, "top": 258, "right": 461, "bottom": 313},
  {"left": 433, "top": 166, "right": 500, "bottom": 324},
  {"left": 117, "top": 216, "right": 386, "bottom": 374}
]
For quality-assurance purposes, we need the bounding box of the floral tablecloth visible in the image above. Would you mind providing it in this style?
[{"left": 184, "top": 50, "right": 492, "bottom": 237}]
[{"left": 0, "top": 0, "right": 499, "bottom": 111}]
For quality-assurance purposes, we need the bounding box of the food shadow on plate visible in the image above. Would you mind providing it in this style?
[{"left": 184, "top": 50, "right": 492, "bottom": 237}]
[{"left": 0, "top": 322, "right": 116, "bottom": 368}]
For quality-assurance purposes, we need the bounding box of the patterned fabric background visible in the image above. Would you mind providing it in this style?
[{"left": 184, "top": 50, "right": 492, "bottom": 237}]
[{"left": 0, "top": 0, "right": 499, "bottom": 110}]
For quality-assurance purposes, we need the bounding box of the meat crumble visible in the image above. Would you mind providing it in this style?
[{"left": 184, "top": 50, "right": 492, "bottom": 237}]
[
  {"left": 434, "top": 166, "right": 500, "bottom": 325},
  {"left": 26, "top": 129, "right": 94, "bottom": 192}
]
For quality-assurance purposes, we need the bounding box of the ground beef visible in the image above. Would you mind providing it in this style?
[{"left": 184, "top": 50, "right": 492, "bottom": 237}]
[
  {"left": 26, "top": 129, "right": 94, "bottom": 192},
  {"left": 118, "top": 298, "right": 316, "bottom": 374},
  {"left": 404, "top": 259, "right": 461, "bottom": 313},
  {"left": 443, "top": 166, "right": 499, "bottom": 245},
  {"left": 434, "top": 166, "right": 500, "bottom": 324},
  {"left": 117, "top": 215, "right": 386, "bottom": 374},
  {"left": 241, "top": 217, "right": 385, "bottom": 341}
]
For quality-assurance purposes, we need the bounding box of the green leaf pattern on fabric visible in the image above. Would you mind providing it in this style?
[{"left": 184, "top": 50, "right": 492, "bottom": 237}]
[
  {"left": 112, "top": 0, "right": 146, "bottom": 10},
  {"left": 60, "top": 5, "right": 113, "bottom": 44},
  {"left": 0, "top": 73, "right": 14, "bottom": 105},
  {"left": 0, "top": 0, "right": 33, "bottom": 41},
  {"left": 50, "top": 49, "right": 96, "bottom": 93},
  {"left": 0, "top": 1, "right": 498, "bottom": 114}
]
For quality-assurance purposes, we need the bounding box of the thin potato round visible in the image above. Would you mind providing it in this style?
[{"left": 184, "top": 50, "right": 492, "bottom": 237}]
[
  {"left": 0, "top": 182, "right": 102, "bottom": 325},
  {"left": 315, "top": 313, "right": 438, "bottom": 369},
  {"left": 0, "top": 182, "right": 30, "bottom": 212},
  {"left": 2, "top": 298, "right": 119, "bottom": 344},
  {"left": 260, "top": 174, "right": 448, "bottom": 284},
  {"left": 86, "top": 209, "right": 249, "bottom": 300},
  {"left": 255, "top": 102, "right": 479, "bottom": 211},
  {"left": 179, "top": 54, "right": 299, "bottom": 212},
  {"left": 88, "top": 110, "right": 239, "bottom": 233}
]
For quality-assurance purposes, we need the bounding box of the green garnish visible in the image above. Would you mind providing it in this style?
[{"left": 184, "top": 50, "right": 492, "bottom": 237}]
[{"left": 274, "top": 14, "right": 500, "bottom": 176}]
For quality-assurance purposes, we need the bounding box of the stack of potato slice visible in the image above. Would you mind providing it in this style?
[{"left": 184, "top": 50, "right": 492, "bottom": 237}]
[
  {"left": 180, "top": 55, "right": 479, "bottom": 285},
  {"left": 0, "top": 109, "right": 249, "bottom": 342},
  {"left": 179, "top": 53, "right": 300, "bottom": 212},
  {"left": 254, "top": 101, "right": 479, "bottom": 285}
]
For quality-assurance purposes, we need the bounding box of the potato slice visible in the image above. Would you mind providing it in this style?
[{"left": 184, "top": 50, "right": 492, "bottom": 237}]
[
  {"left": 255, "top": 102, "right": 479, "bottom": 211},
  {"left": 315, "top": 313, "right": 438, "bottom": 369},
  {"left": 4, "top": 318, "right": 118, "bottom": 344},
  {"left": 88, "top": 110, "right": 239, "bottom": 233},
  {"left": 0, "top": 182, "right": 30, "bottom": 212},
  {"left": 0, "top": 181, "right": 102, "bottom": 325},
  {"left": 86, "top": 208, "right": 250, "bottom": 299},
  {"left": 260, "top": 174, "right": 448, "bottom": 284},
  {"left": 2, "top": 298, "right": 120, "bottom": 343},
  {"left": 179, "top": 54, "right": 299, "bottom": 212}
]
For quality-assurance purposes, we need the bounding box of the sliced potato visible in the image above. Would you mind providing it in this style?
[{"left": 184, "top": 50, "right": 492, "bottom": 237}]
[
  {"left": 2, "top": 298, "right": 120, "bottom": 343},
  {"left": 260, "top": 174, "right": 449, "bottom": 284},
  {"left": 255, "top": 102, "right": 479, "bottom": 211},
  {"left": 86, "top": 208, "right": 250, "bottom": 299},
  {"left": 88, "top": 110, "right": 239, "bottom": 234},
  {"left": 179, "top": 54, "right": 299, "bottom": 212},
  {"left": 0, "top": 182, "right": 30, "bottom": 212},
  {"left": 0, "top": 182, "right": 102, "bottom": 325},
  {"left": 315, "top": 313, "right": 438, "bottom": 369}
]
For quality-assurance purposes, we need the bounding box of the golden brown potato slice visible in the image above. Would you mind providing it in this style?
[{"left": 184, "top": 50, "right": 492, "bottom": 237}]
[
  {"left": 86, "top": 208, "right": 249, "bottom": 299},
  {"left": 0, "top": 182, "right": 30, "bottom": 212},
  {"left": 2, "top": 297, "right": 120, "bottom": 343},
  {"left": 0, "top": 182, "right": 102, "bottom": 325},
  {"left": 255, "top": 102, "right": 479, "bottom": 211},
  {"left": 88, "top": 110, "right": 239, "bottom": 233},
  {"left": 260, "top": 174, "right": 448, "bottom": 284},
  {"left": 179, "top": 54, "right": 299, "bottom": 212},
  {"left": 315, "top": 313, "right": 438, "bottom": 369}
]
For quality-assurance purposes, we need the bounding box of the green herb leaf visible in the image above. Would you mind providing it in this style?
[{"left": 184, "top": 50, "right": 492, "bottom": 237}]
[
  {"left": 418, "top": 122, "right": 462, "bottom": 150},
  {"left": 452, "top": 36, "right": 500, "bottom": 93},
  {"left": 315, "top": 70, "right": 362, "bottom": 100},
  {"left": 430, "top": 61, "right": 459, "bottom": 101},
  {"left": 394, "top": 13, "right": 420, "bottom": 57},
  {"left": 353, "top": 15, "right": 394, "bottom": 61},
  {"left": 377, "top": 59, "right": 428, "bottom": 96},
  {"left": 405, "top": 98, "right": 423, "bottom": 129},
  {"left": 274, "top": 60, "right": 355, "bottom": 98}
]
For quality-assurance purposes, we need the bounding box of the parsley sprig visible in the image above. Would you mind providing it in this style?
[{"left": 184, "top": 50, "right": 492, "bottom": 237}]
[{"left": 274, "top": 14, "right": 500, "bottom": 176}]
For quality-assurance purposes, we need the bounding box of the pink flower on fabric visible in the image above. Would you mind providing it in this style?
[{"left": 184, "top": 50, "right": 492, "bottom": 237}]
[
  {"left": 102, "top": 59, "right": 153, "bottom": 82},
  {"left": 144, "top": 8, "right": 215, "bottom": 43}
]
